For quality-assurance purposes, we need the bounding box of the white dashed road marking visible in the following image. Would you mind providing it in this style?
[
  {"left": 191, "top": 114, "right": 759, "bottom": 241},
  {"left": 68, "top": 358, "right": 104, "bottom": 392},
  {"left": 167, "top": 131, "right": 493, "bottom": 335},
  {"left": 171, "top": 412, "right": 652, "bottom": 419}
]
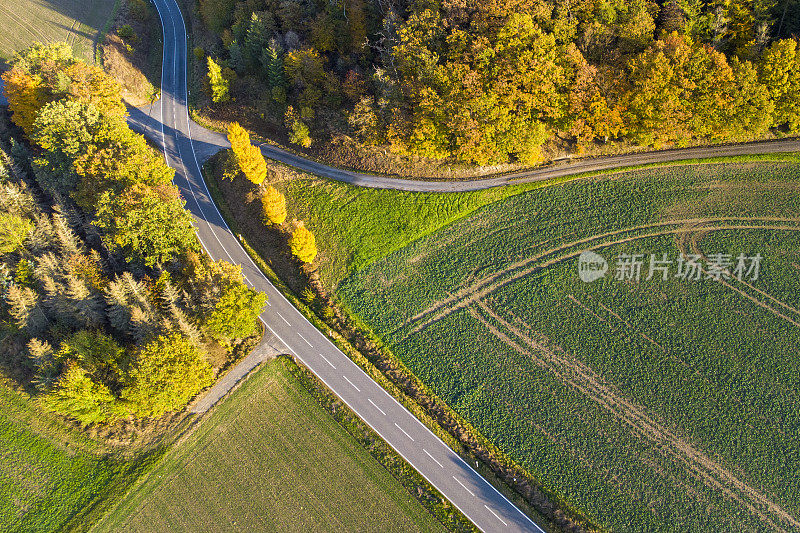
[
  {"left": 453, "top": 476, "right": 475, "bottom": 497},
  {"left": 424, "top": 449, "right": 444, "bottom": 468},
  {"left": 319, "top": 353, "right": 336, "bottom": 369},
  {"left": 485, "top": 505, "right": 509, "bottom": 526},
  {"left": 394, "top": 423, "right": 415, "bottom": 442},
  {"left": 342, "top": 375, "right": 360, "bottom": 392},
  {"left": 297, "top": 332, "right": 313, "bottom": 347},
  {"left": 368, "top": 398, "right": 386, "bottom": 416},
  {"left": 147, "top": 1, "right": 552, "bottom": 529}
]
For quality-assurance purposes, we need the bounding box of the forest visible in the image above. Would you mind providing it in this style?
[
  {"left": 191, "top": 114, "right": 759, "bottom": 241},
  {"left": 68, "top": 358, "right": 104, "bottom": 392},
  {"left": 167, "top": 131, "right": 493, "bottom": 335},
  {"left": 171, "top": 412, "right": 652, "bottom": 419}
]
[
  {"left": 0, "top": 43, "right": 266, "bottom": 427},
  {"left": 195, "top": 0, "right": 800, "bottom": 166}
]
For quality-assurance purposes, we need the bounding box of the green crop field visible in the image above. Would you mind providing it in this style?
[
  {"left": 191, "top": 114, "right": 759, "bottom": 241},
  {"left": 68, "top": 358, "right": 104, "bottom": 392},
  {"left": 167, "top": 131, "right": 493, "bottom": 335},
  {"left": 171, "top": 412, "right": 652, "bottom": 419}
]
[
  {"left": 95, "top": 356, "right": 446, "bottom": 533},
  {"left": 0, "top": 0, "right": 118, "bottom": 62},
  {"left": 0, "top": 379, "right": 149, "bottom": 532},
  {"left": 335, "top": 162, "right": 800, "bottom": 531},
  {"left": 284, "top": 155, "right": 800, "bottom": 290},
  {"left": 284, "top": 177, "right": 515, "bottom": 288}
]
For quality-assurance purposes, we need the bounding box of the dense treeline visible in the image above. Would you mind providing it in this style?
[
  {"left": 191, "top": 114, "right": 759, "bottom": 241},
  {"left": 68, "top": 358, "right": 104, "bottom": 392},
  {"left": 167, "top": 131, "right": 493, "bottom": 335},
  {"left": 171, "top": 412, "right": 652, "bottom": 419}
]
[
  {"left": 0, "top": 43, "right": 266, "bottom": 426},
  {"left": 197, "top": 0, "right": 800, "bottom": 165}
]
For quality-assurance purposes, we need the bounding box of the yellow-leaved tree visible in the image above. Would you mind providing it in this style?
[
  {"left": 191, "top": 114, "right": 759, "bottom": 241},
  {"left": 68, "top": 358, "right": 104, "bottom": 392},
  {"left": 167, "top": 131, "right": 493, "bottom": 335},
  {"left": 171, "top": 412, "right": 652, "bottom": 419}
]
[
  {"left": 261, "top": 185, "right": 287, "bottom": 225},
  {"left": 759, "top": 38, "right": 800, "bottom": 133},
  {"left": 207, "top": 56, "right": 230, "bottom": 103},
  {"left": 2, "top": 68, "right": 45, "bottom": 136},
  {"left": 227, "top": 122, "right": 268, "bottom": 185},
  {"left": 3, "top": 42, "right": 126, "bottom": 137},
  {"left": 227, "top": 121, "right": 250, "bottom": 152},
  {"left": 240, "top": 143, "right": 267, "bottom": 185},
  {"left": 289, "top": 223, "right": 317, "bottom": 263},
  {"left": 63, "top": 62, "right": 127, "bottom": 119}
]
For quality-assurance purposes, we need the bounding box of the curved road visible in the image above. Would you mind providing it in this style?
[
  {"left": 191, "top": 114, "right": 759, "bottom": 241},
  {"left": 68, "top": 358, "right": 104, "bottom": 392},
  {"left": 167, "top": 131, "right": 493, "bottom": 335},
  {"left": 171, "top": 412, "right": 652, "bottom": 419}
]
[
  {"left": 256, "top": 137, "right": 800, "bottom": 192},
  {"left": 130, "top": 95, "right": 800, "bottom": 192},
  {"left": 146, "top": 0, "right": 543, "bottom": 531},
  {"left": 129, "top": 93, "right": 800, "bottom": 195}
]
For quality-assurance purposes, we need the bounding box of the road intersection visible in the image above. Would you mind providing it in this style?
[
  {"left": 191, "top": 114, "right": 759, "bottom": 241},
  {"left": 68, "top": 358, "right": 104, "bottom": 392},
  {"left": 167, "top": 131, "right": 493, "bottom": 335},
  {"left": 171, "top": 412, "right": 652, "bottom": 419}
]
[
  {"left": 146, "top": 0, "right": 545, "bottom": 530},
  {"left": 134, "top": 1, "right": 800, "bottom": 530}
]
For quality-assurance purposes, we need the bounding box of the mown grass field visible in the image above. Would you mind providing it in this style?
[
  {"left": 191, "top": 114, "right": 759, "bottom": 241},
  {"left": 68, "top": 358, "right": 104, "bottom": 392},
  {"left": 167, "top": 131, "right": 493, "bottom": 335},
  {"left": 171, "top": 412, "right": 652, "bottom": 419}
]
[
  {"left": 0, "top": 378, "right": 151, "bottom": 532},
  {"left": 95, "top": 356, "right": 446, "bottom": 532},
  {"left": 0, "top": 0, "right": 118, "bottom": 62},
  {"left": 335, "top": 161, "right": 800, "bottom": 531},
  {"left": 284, "top": 178, "right": 513, "bottom": 288}
]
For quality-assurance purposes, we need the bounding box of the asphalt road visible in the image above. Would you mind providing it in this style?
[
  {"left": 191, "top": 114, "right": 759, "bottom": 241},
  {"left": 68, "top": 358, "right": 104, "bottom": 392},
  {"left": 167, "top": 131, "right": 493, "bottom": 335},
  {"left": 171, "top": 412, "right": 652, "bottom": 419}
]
[
  {"left": 260, "top": 137, "right": 800, "bottom": 192},
  {"left": 130, "top": 100, "right": 800, "bottom": 192},
  {"left": 127, "top": 80, "right": 800, "bottom": 194},
  {"left": 148, "top": 0, "right": 543, "bottom": 531}
]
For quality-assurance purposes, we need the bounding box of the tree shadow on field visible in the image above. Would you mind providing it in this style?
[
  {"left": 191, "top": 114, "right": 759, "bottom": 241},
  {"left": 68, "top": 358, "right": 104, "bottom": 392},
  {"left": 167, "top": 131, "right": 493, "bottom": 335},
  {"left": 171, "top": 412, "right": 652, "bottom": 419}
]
[
  {"left": 50, "top": 22, "right": 96, "bottom": 42},
  {"left": 33, "top": 0, "right": 112, "bottom": 33}
]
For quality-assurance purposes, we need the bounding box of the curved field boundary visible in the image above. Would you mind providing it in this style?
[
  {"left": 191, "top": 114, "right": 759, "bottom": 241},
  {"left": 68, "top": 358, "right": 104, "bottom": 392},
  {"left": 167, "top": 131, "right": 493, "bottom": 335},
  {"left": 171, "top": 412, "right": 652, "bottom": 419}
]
[
  {"left": 130, "top": 94, "right": 800, "bottom": 192},
  {"left": 254, "top": 133, "right": 800, "bottom": 192}
]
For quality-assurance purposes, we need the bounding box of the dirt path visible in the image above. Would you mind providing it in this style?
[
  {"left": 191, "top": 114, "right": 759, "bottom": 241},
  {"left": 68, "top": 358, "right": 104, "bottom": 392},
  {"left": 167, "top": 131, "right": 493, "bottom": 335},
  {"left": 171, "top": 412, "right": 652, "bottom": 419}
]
[{"left": 189, "top": 331, "right": 285, "bottom": 414}]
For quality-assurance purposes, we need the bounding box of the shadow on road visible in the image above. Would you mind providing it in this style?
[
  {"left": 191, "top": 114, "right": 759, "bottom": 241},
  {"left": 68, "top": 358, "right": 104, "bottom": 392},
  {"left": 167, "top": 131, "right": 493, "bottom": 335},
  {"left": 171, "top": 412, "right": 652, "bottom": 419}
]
[
  {"left": 127, "top": 103, "right": 228, "bottom": 164},
  {"left": 0, "top": 73, "right": 7, "bottom": 107}
]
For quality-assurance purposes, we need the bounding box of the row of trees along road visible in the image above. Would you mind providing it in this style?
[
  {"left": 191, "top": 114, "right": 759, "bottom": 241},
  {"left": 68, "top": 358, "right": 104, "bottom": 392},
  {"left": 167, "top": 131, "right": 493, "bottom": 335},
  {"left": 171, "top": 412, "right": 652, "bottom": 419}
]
[
  {"left": 0, "top": 43, "right": 266, "bottom": 426},
  {"left": 226, "top": 122, "right": 318, "bottom": 264}
]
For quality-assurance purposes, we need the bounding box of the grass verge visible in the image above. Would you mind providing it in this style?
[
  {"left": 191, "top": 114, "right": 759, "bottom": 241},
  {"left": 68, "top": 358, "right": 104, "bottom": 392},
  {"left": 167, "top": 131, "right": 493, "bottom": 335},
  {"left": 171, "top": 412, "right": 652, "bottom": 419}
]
[
  {"left": 101, "top": 0, "right": 162, "bottom": 105},
  {"left": 202, "top": 157, "right": 579, "bottom": 532},
  {"left": 285, "top": 153, "right": 800, "bottom": 289},
  {"left": 93, "top": 0, "right": 123, "bottom": 65}
]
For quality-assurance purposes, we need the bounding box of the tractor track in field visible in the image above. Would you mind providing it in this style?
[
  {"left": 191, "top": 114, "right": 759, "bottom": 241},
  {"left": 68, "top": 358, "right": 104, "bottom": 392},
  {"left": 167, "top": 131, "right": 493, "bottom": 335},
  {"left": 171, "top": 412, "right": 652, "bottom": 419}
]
[
  {"left": 565, "top": 293, "right": 793, "bottom": 436},
  {"left": 0, "top": 4, "right": 50, "bottom": 45},
  {"left": 393, "top": 217, "right": 800, "bottom": 341},
  {"left": 471, "top": 301, "right": 800, "bottom": 532},
  {"left": 679, "top": 229, "right": 800, "bottom": 330}
]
